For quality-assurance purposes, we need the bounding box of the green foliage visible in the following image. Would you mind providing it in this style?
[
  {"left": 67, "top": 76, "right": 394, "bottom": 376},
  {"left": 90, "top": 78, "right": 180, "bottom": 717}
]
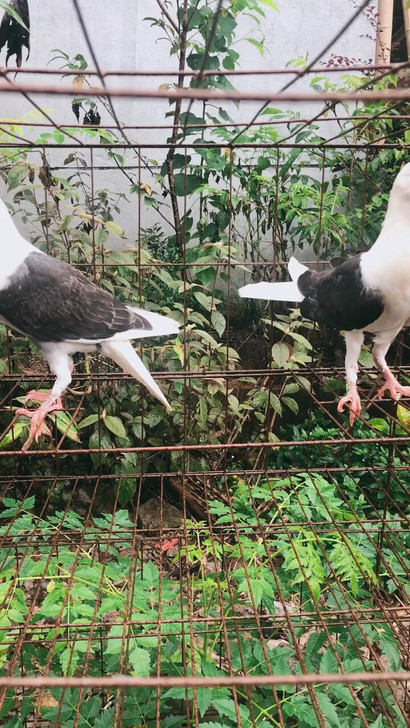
[{"left": 0, "top": 480, "right": 406, "bottom": 727}]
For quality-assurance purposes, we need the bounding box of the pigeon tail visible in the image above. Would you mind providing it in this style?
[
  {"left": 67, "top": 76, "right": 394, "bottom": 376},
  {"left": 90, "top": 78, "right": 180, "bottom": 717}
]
[
  {"left": 238, "top": 257, "right": 307, "bottom": 301},
  {"left": 238, "top": 281, "right": 304, "bottom": 301},
  {"left": 288, "top": 256, "right": 309, "bottom": 282},
  {"left": 100, "top": 339, "right": 172, "bottom": 410}
]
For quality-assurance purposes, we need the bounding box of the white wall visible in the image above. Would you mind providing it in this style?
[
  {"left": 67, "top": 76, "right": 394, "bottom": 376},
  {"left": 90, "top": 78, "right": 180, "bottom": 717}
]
[{"left": 1, "top": 0, "right": 375, "bottom": 244}]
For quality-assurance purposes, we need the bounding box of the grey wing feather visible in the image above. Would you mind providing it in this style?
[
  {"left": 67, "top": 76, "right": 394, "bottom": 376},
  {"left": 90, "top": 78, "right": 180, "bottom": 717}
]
[{"left": 0, "top": 252, "right": 152, "bottom": 343}]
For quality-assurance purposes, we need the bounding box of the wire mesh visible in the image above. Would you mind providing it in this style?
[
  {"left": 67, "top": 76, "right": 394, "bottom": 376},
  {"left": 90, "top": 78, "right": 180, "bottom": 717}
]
[{"left": 0, "top": 1, "right": 410, "bottom": 726}]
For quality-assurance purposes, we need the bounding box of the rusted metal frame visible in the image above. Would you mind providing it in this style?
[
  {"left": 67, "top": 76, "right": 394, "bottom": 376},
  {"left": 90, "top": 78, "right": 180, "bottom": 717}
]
[
  {"left": 3, "top": 433, "right": 410, "bottom": 458},
  {"left": 1, "top": 465, "right": 409, "bottom": 487},
  {"left": 2, "top": 141, "right": 410, "bottom": 150},
  {"left": 322, "top": 468, "right": 410, "bottom": 651},
  {"left": 67, "top": 482, "right": 126, "bottom": 728},
  {"left": 302, "top": 362, "right": 410, "bottom": 449},
  {"left": 219, "top": 473, "right": 330, "bottom": 728},
  {"left": 260, "top": 477, "right": 376, "bottom": 727},
  {"left": 4, "top": 113, "right": 410, "bottom": 135},
  {"left": 111, "top": 485, "right": 144, "bottom": 728},
  {"left": 284, "top": 469, "right": 410, "bottom": 719},
  {"left": 285, "top": 477, "right": 409, "bottom": 726},
  {"left": 4, "top": 62, "right": 410, "bottom": 78},
  {"left": 0, "top": 671, "right": 410, "bottom": 688},
  {"left": 2, "top": 363, "right": 410, "bottom": 383},
  {"left": 0, "top": 503, "right": 407, "bottom": 545},
  {"left": 198, "top": 477, "right": 253, "bottom": 728},
  {"left": 27, "top": 477, "right": 103, "bottom": 726},
  {"left": 201, "top": 472, "right": 287, "bottom": 727},
  {"left": 0, "top": 477, "right": 94, "bottom": 713},
  {"left": 5, "top": 83, "right": 410, "bottom": 102},
  {"left": 1, "top": 602, "right": 410, "bottom": 648},
  {"left": 248, "top": 467, "right": 391, "bottom": 720}
]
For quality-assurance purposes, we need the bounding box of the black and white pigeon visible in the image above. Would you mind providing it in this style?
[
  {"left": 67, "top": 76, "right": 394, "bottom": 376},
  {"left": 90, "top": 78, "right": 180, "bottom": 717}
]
[
  {"left": 239, "top": 162, "right": 410, "bottom": 425},
  {"left": 0, "top": 199, "right": 179, "bottom": 450}
]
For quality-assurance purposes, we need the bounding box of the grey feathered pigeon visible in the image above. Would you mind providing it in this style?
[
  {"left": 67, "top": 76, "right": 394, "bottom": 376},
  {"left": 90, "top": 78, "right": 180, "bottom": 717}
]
[{"left": 0, "top": 200, "right": 179, "bottom": 450}]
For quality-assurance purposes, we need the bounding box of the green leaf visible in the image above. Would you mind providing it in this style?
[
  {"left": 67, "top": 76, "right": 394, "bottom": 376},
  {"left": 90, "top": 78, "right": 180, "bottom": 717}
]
[
  {"left": 211, "top": 310, "right": 226, "bottom": 337},
  {"left": 173, "top": 173, "right": 203, "bottom": 196},
  {"left": 0, "top": 423, "right": 25, "bottom": 449},
  {"left": 129, "top": 645, "right": 151, "bottom": 677},
  {"left": 272, "top": 342, "right": 289, "bottom": 367},
  {"left": 104, "top": 220, "right": 125, "bottom": 237},
  {"left": 7, "top": 165, "right": 29, "bottom": 191},
  {"left": 194, "top": 291, "right": 213, "bottom": 311},
  {"left": 104, "top": 415, "right": 127, "bottom": 439},
  {"left": 0, "top": 1, "right": 28, "bottom": 28},
  {"left": 246, "top": 38, "right": 264, "bottom": 55},
  {"left": 78, "top": 414, "right": 99, "bottom": 429},
  {"left": 316, "top": 691, "right": 341, "bottom": 727},
  {"left": 319, "top": 648, "right": 339, "bottom": 674}
]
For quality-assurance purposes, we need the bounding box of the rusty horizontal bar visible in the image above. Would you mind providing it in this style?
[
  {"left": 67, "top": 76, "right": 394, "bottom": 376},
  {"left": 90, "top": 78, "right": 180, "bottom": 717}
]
[
  {"left": 0, "top": 434, "right": 409, "bottom": 458},
  {"left": 0, "top": 671, "right": 408, "bottom": 689},
  {"left": 2, "top": 82, "right": 410, "bottom": 102},
  {"left": 1, "top": 61, "right": 408, "bottom": 77}
]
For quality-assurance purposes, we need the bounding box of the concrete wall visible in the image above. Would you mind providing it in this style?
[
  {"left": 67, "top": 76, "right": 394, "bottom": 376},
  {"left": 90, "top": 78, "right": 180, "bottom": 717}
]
[{"left": 1, "top": 1, "right": 375, "bottom": 244}]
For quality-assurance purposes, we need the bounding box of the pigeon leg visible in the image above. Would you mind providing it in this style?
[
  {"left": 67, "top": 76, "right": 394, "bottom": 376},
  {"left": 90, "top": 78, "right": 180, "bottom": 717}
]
[
  {"left": 16, "top": 351, "right": 74, "bottom": 451},
  {"left": 23, "top": 390, "right": 53, "bottom": 404},
  {"left": 337, "top": 383, "right": 362, "bottom": 426},
  {"left": 372, "top": 333, "right": 410, "bottom": 400},
  {"left": 16, "top": 395, "right": 64, "bottom": 451},
  {"left": 337, "top": 330, "right": 364, "bottom": 425}
]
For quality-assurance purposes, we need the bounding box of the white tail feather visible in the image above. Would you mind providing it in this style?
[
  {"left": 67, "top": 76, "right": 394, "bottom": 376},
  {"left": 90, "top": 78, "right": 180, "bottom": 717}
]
[
  {"left": 101, "top": 340, "right": 172, "bottom": 410},
  {"left": 288, "top": 256, "right": 309, "bottom": 282},
  {"left": 238, "top": 281, "right": 304, "bottom": 302}
]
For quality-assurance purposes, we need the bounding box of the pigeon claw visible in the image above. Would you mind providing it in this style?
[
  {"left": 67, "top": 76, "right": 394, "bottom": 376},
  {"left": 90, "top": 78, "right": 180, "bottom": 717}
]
[
  {"left": 377, "top": 370, "right": 410, "bottom": 402},
  {"left": 16, "top": 394, "right": 63, "bottom": 451},
  {"left": 337, "top": 387, "right": 362, "bottom": 426}
]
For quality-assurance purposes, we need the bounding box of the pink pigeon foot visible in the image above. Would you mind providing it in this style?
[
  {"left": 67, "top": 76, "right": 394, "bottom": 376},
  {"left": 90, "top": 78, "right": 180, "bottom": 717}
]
[
  {"left": 16, "top": 394, "right": 64, "bottom": 451},
  {"left": 377, "top": 369, "right": 410, "bottom": 401},
  {"left": 337, "top": 384, "right": 362, "bottom": 426},
  {"left": 23, "top": 390, "right": 52, "bottom": 404}
]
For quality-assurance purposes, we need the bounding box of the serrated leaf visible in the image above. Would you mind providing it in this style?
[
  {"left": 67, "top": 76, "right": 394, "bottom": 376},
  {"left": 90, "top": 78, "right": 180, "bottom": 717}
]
[
  {"left": 319, "top": 648, "right": 339, "bottom": 674},
  {"left": 316, "top": 691, "right": 341, "bottom": 727},
  {"left": 306, "top": 631, "right": 327, "bottom": 660},
  {"left": 104, "top": 416, "right": 127, "bottom": 439},
  {"left": 129, "top": 645, "right": 151, "bottom": 676}
]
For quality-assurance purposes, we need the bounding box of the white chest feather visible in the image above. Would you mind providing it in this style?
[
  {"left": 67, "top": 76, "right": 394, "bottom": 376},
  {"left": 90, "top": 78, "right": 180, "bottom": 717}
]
[
  {"left": 360, "top": 229, "right": 410, "bottom": 331},
  {"left": 0, "top": 238, "right": 40, "bottom": 291}
]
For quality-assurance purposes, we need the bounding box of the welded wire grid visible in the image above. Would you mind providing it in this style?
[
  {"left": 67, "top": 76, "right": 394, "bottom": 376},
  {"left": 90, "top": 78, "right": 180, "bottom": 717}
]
[{"left": 0, "top": 0, "right": 410, "bottom": 726}]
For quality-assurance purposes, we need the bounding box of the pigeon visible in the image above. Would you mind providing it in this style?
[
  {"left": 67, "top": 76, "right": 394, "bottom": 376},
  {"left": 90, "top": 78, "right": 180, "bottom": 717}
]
[
  {"left": 0, "top": 199, "right": 179, "bottom": 450},
  {"left": 238, "top": 162, "right": 410, "bottom": 425}
]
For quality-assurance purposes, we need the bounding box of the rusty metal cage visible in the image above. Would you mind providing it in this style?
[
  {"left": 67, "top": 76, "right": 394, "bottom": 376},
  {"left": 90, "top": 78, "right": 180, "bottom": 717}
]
[{"left": 0, "top": 1, "right": 410, "bottom": 726}]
